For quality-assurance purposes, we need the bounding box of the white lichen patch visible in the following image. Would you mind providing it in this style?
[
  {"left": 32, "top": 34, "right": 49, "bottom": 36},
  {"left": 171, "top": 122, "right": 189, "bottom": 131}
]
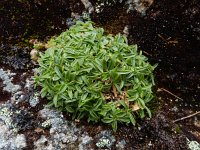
[
  {"left": 41, "top": 120, "right": 51, "bottom": 128},
  {"left": 95, "top": 130, "right": 116, "bottom": 149},
  {"left": 0, "top": 106, "right": 18, "bottom": 132},
  {"left": 187, "top": 138, "right": 200, "bottom": 150},
  {"left": 96, "top": 137, "right": 111, "bottom": 148},
  {"left": 29, "top": 92, "right": 40, "bottom": 107}
]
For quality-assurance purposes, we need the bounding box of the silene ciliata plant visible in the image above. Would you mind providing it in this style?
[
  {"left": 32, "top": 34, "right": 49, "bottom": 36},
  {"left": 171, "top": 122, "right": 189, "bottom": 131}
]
[{"left": 34, "top": 21, "right": 157, "bottom": 131}]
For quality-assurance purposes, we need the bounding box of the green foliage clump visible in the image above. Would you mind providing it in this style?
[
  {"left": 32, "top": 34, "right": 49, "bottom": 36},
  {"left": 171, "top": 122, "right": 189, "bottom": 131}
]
[{"left": 34, "top": 21, "right": 156, "bottom": 131}]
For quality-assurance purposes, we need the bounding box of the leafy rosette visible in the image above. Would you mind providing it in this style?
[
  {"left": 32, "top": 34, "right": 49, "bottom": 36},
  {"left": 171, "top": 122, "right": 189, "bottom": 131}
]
[{"left": 34, "top": 21, "right": 156, "bottom": 131}]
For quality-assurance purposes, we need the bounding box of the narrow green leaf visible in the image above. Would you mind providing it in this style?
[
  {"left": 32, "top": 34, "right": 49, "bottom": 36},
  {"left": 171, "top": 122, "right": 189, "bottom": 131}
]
[
  {"left": 118, "top": 100, "right": 128, "bottom": 109},
  {"left": 120, "top": 80, "right": 124, "bottom": 89},
  {"left": 102, "top": 117, "right": 113, "bottom": 124},
  {"left": 53, "top": 94, "right": 58, "bottom": 107},
  {"left": 89, "top": 111, "right": 99, "bottom": 121},
  {"left": 81, "top": 93, "right": 88, "bottom": 101},
  {"left": 54, "top": 66, "right": 62, "bottom": 79},
  {"left": 112, "top": 121, "right": 117, "bottom": 132},
  {"left": 94, "top": 99, "right": 103, "bottom": 110},
  {"left": 140, "top": 110, "right": 145, "bottom": 118},
  {"left": 128, "top": 113, "right": 136, "bottom": 125},
  {"left": 114, "top": 83, "right": 122, "bottom": 94},
  {"left": 145, "top": 106, "right": 152, "bottom": 118},
  {"left": 117, "top": 70, "right": 131, "bottom": 75},
  {"left": 68, "top": 90, "right": 73, "bottom": 99},
  {"left": 59, "top": 85, "right": 68, "bottom": 94},
  {"left": 82, "top": 76, "right": 89, "bottom": 85},
  {"left": 118, "top": 117, "right": 130, "bottom": 123},
  {"left": 41, "top": 86, "right": 48, "bottom": 98},
  {"left": 94, "top": 58, "right": 103, "bottom": 73},
  {"left": 65, "top": 105, "right": 74, "bottom": 113}
]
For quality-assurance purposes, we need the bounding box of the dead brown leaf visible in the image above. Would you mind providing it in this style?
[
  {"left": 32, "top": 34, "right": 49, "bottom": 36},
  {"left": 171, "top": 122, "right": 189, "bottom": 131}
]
[
  {"left": 112, "top": 84, "right": 118, "bottom": 97},
  {"left": 131, "top": 103, "right": 140, "bottom": 111},
  {"left": 34, "top": 128, "right": 44, "bottom": 133},
  {"left": 123, "top": 90, "right": 129, "bottom": 106}
]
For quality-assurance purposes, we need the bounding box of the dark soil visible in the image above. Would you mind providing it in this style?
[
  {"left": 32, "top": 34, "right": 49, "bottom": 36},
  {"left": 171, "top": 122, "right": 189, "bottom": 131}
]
[{"left": 0, "top": 0, "right": 199, "bottom": 149}]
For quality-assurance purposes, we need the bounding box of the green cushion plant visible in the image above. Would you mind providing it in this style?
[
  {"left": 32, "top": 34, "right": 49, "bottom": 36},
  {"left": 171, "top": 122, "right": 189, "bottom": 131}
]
[{"left": 34, "top": 21, "right": 157, "bottom": 131}]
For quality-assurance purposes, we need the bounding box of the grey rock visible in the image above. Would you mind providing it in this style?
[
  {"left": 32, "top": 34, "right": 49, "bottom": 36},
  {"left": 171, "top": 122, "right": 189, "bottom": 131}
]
[
  {"left": 15, "top": 134, "right": 27, "bottom": 149},
  {"left": 79, "top": 134, "right": 93, "bottom": 150},
  {"left": 34, "top": 135, "right": 52, "bottom": 150},
  {"left": 81, "top": 0, "right": 94, "bottom": 13},
  {"left": 126, "top": 0, "right": 154, "bottom": 15},
  {"left": 123, "top": 25, "right": 130, "bottom": 37},
  {"left": 24, "top": 78, "right": 35, "bottom": 91},
  {"left": 11, "top": 91, "right": 25, "bottom": 104},
  {"left": 116, "top": 139, "right": 126, "bottom": 149}
]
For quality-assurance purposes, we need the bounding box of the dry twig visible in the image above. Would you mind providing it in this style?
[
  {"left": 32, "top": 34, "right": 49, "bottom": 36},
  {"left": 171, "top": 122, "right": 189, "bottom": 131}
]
[
  {"left": 157, "top": 88, "right": 183, "bottom": 101},
  {"left": 173, "top": 111, "right": 200, "bottom": 123}
]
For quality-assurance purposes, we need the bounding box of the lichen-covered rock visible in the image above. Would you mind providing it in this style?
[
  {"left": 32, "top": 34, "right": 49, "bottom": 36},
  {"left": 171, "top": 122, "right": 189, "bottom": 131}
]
[
  {"left": 36, "top": 107, "right": 94, "bottom": 149},
  {"left": 0, "top": 69, "right": 21, "bottom": 94},
  {"left": 0, "top": 105, "right": 18, "bottom": 132},
  {"left": 0, "top": 122, "right": 27, "bottom": 150},
  {"left": 0, "top": 104, "right": 34, "bottom": 132}
]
